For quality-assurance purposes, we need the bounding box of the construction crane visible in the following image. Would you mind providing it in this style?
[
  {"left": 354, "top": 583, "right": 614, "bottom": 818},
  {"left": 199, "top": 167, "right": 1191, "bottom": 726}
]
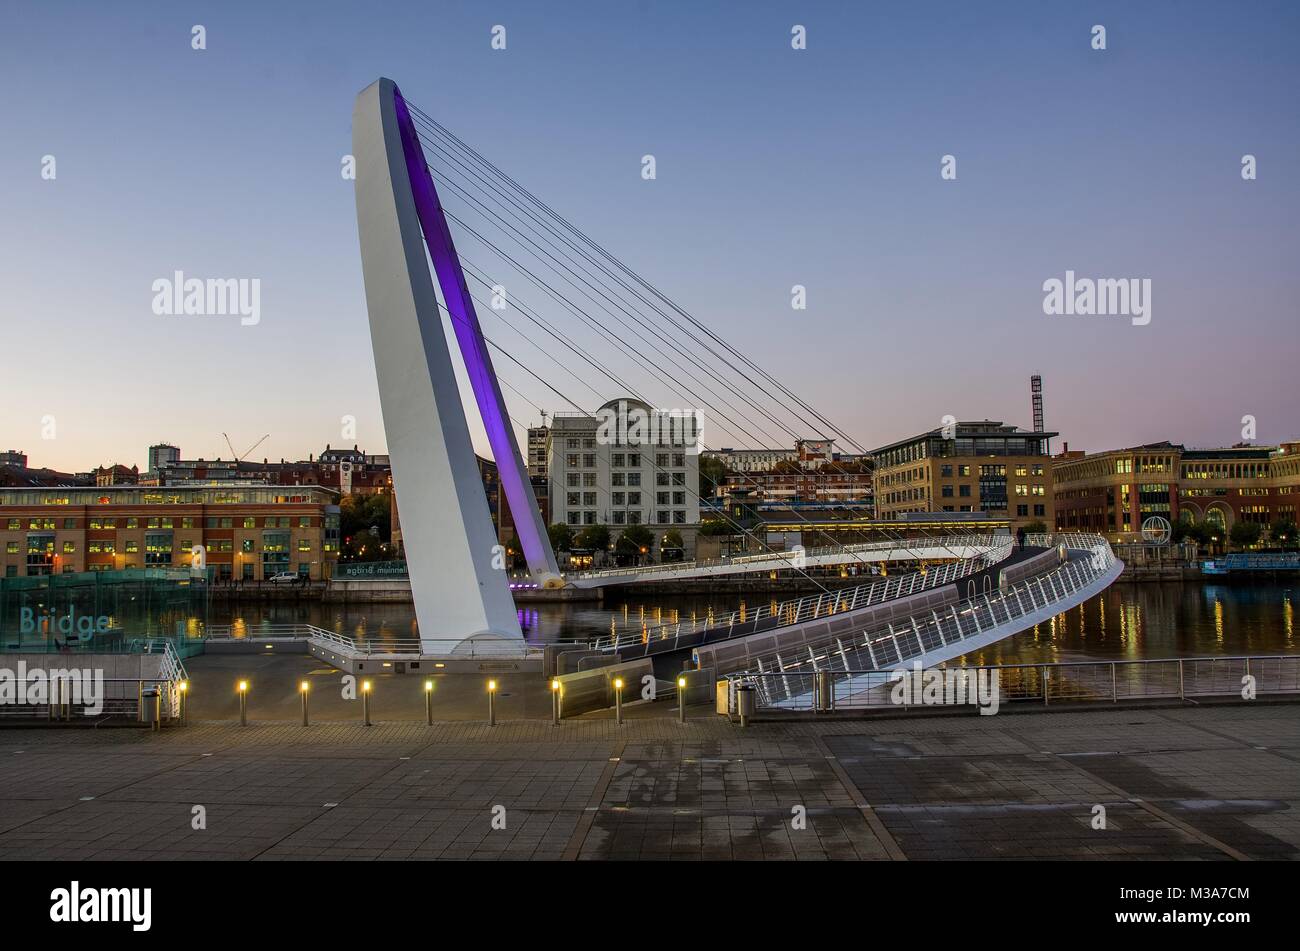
[{"left": 222, "top": 432, "right": 270, "bottom": 463}]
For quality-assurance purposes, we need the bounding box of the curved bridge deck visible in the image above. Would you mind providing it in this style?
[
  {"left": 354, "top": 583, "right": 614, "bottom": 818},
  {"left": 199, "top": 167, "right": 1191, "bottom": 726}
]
[
  {"left": 711, "top": 534, "right": 1123, "bottom": 709},
  {"left": 564, "top": 535, "right": 1009, "bottom": 589},
  {"left": 591, "top": 538, "right": 1016, "bottom": 662}
]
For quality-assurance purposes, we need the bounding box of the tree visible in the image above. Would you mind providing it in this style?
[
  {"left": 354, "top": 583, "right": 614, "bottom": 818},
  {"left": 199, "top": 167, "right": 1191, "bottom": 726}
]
[
  {"left": 697, "top": 518, "right": 734, "bottom": 537},
  {"left": 616, "top": 524, "right": 654, "bottom": 562},
  {"left": 1183, "top": 522, "right": 1216, "bottom": 548},
  {"left": 1229, "top": 521, "right": 1262, "bottom": 550},
  {"left": 1272, "top": 519, "right": 1298, "bottom": 550},
  {"left": 547, "top": 522, "right": 573, "bottom": 552},
  {"left": 698, "top": 455, "right": 729, "bottom": 498},
  {"left": 1021, "top": 520, "right": 1047, "bottom": 536},
  {"left": 662, "top": 528, "right": 684, "bottom": 549},
  {"left": 575, "top": 524, "right": 610, "bottom": 551},
  {"left": 340, "top": 493, "right": 391, "bottom": 546}
]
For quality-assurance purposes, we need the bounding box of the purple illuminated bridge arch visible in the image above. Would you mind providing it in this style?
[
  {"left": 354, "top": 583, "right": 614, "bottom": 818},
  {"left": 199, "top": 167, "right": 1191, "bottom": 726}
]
[{"left": 389, "top": 85, "right": 558, "bottom": 584}]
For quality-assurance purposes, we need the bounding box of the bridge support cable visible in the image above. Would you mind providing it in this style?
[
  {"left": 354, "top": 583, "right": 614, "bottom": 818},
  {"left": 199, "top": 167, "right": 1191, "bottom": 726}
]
[
  {"left": 402, "top": 98, "right": 977, "bottom": 570},
  {"left": 426, "top": 295, "right": 841, "bottom": 597},
  {"left": 409, "top": 104, "right": 866, "bottom": 454}
]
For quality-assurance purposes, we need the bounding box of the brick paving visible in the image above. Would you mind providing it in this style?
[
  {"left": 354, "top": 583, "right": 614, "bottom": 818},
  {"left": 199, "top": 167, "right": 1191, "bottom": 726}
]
[{"left": 0, "top": 703, "right": 1296, "bottom": 860}]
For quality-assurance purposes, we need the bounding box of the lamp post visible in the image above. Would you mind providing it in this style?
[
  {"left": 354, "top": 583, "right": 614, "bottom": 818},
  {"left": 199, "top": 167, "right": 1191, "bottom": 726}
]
[
  {"left": 361, "top": 679, "right": 372, "bottom": 726},
  {"left": 550, "top": 678, "right": 561, "bottom": 725},
  {"left": 677, "top": 675, "right": 687, "bottom": 723},
  {"left": 178, "top": 680, "right": 188, "bottom": 726},
  {"left": 237, "top": 680, "right": 248, "bottom": 726},
  {"left": 613, "top": 677, "right": 624, "bottom": 725},
  {"left": 300, "top": 680, "right": 310, "bottom": 726},
  {"left": 424, "top": 679, "right": 434, "bottom": 725},
  {"left": 487, "top": 679, "right": 498, "bottom": 726}
]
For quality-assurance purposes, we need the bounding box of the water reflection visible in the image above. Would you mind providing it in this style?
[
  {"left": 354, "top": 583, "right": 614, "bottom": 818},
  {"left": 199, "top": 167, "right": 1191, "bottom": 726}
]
[{"left": 209, "top": 581, "right": 1299, "bottom": 662}]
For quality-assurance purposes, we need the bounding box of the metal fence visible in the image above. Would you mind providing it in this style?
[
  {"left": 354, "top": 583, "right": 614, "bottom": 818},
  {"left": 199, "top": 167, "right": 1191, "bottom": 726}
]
[
  {"left": 204, "top": 623, "right": 587, "bottom": 659},
  {"left": 726, "top": 654, "right": 1300, "bottom": 714}
]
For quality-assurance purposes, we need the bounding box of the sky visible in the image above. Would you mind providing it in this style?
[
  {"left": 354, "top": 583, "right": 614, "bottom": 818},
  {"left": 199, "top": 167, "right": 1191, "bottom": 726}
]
[{"left": 2, "top": 0, "right": 1297, "bottom": 473}]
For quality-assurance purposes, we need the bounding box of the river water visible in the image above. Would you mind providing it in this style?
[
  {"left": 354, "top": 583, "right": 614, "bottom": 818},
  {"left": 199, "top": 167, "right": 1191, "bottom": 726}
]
[{"left": 211, "top": 581, "right": 1297, "bottom": 663}]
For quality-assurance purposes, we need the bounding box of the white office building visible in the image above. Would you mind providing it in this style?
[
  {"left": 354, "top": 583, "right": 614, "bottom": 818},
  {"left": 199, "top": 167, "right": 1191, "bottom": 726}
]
[{"left": 548, "top": 398, "right": 700, "bottom": 556}]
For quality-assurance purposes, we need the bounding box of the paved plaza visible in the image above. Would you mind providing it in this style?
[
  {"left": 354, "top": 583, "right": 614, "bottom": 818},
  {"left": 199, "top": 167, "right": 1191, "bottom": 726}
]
[{"left": 0, "top": 691, "right": 1296, "bottom": 861}]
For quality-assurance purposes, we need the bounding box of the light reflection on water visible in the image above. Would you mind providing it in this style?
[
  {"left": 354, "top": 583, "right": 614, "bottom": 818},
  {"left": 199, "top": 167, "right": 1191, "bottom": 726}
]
[{"left": 210, "top": 582, "right": 1298, "bottom": 662}]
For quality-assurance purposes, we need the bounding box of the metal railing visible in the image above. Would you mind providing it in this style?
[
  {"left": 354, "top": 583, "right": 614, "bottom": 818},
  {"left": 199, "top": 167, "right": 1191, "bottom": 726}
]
[
  {"left": 591, "top": 537, "right": 1013, "bottom": 652},
  {"left": 726, "top": 654, "right": 1300, "bottom": 714},
  {"left": 566, "top": 533, "right": 1008, "bottom": 583},
  {"left": 734, "top": 534, "right": 1118, "bottom": 706},
  {"left": 205, "top": 623, "right": 586, "bottom": 659}
]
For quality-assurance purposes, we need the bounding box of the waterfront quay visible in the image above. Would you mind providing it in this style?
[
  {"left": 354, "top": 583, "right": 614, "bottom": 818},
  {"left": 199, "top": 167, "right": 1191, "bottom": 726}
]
[{"left": 1, "top": 694, "right": 1295, "bottom": 861}]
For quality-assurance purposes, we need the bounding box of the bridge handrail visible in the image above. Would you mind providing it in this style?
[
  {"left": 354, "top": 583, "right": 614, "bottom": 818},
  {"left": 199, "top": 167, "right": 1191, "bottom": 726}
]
[
  {"left": 728, "top": 653, "right": 1300, "bottom": 712},
  {"left": 590, "top": 537, "right": 1014, "bottom": 651},
  {"left": 204, "top": 623, "right": 588, "bottom": 659},
  {"left": 565, "top": 533, "right": 1009, "bottom": 583}
]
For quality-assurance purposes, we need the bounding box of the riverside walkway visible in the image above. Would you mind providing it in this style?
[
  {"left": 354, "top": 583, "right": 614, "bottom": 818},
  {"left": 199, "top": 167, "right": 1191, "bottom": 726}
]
[{"left": 0, "top": 702, "right": 1295, "bottom": 860}]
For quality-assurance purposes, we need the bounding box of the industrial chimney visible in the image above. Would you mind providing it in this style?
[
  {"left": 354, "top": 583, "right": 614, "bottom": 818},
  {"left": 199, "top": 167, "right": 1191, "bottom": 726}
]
[{"left": 1030, "top": 375, "right": 1044, "bottom": 433}]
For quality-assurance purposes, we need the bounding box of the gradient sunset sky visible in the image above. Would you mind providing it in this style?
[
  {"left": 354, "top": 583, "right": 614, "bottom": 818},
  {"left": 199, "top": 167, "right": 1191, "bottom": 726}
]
[{"left": 3, "top": 0, "right": 1297, "bottom": 472}]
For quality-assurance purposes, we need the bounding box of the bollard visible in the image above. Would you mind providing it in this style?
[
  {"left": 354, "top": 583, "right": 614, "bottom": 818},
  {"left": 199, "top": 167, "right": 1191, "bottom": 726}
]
[
  {"left": 136, "top": 681, "right": 144, "bottom": 723},
  {"left": 487, "top": 679, "right": 498, "bottom": 727},
  {"left": 737, "top": 684, "right": 755, "bottom": 728},
  {"left": 178, "top": 681, "right": 188, "bottom": 726},
  {"left": 361, "top": 680, "right": 372, "bottom": 726},
  {"left": 238, "top": 680, "right": 248, "bottom": 726},
  {"left": 677, "top": 676, "right": 687, "bottom": 724},
  {"left": 817, "top": 671, "right": 832, "bottom": 712},
  {"left": 613, "top": 677, "right": 624, "bottom": 725},
  {"left": 300, "top": 680, "right": 310, "bottom": 727},
  {"left": 550, "top": 678, "right": 561, "bottom": 725},
  {"left": 424, "top": 680, "right": 434, "bottom": 725},
  {"left": 152, "top": 688, "right": 161, "bottom": 733}
]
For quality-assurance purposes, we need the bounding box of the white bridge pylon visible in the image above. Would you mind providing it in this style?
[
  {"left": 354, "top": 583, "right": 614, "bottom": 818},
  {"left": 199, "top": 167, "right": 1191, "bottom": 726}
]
[{"left": 352, "top": 78, "right": 559, "bottom": 654}]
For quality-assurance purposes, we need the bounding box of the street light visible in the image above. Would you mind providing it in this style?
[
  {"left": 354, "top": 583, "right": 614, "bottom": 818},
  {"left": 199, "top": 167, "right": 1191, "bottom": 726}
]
[
  {"left": 424, "top": 679, "right": 434, "bottom": 725},
  {"left": 361, "top": 679, "right": 372, "bottom": 727},
  {"left": 677, "top": 675, "right": 687, "bottom": 723},
  {"left": 613, "top": 677, "right": 624, "bottom": 725},
  {"left": 487, "top": 679, "right": 498, "bottom": 726},
  {"left": 299, "top": 680, "right": 310, "bottom": 726},
  {"left": 237, "top": 680, "right": 249, "bottom": 726},
  {"left": 550, "top": 677, "right": 562, "bottom": 725}
]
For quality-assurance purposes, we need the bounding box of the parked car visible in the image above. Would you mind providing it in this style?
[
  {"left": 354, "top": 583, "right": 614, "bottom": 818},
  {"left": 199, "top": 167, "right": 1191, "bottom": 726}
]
[{"left": 268, "top": 572, "right": 299, "bottom": 584}]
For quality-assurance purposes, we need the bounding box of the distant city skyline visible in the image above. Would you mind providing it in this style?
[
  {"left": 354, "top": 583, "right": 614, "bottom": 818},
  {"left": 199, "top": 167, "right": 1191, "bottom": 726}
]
[{"left": 4, "top": 0, "right": 1298, "bottom": 472}]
